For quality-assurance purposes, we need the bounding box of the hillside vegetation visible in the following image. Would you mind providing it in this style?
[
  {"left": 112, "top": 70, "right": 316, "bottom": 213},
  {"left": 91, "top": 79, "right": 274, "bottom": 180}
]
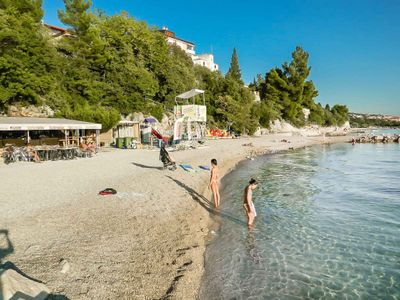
[{"left": 0, "top": 0, "right": 348, "bottom": 132}]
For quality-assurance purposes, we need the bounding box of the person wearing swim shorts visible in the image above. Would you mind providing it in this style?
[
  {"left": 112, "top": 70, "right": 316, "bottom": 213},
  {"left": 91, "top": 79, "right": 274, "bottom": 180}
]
[
  {"left": 208, "top": 158, "right": 220, "bottom": 208},
  {"left": 244, "top": 178, "right": 258, "bottom": 228}
]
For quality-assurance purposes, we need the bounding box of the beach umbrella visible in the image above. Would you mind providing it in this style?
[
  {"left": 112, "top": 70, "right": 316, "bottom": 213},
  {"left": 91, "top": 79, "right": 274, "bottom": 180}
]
[{"left": 144, "top": 117, "right": 157, "bottom": 124}]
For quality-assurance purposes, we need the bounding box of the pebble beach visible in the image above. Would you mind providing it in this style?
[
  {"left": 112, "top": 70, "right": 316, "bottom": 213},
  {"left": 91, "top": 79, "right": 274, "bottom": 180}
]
[{"left": 0, "top": 134, "right": 349, "bottom": 299}]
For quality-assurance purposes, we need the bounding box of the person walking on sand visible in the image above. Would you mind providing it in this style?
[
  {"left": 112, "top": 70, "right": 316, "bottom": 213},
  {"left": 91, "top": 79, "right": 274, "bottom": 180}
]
[
  {"left": 244, "top": 178, "right": 258, "bottom": 228},
  {"left": 209, "top": 159, "right": 220, "bottom": 208}
]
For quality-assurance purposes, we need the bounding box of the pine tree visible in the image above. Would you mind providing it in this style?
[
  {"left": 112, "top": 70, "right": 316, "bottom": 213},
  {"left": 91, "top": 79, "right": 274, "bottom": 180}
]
[
  {"left": 0, "top": 0, "right": 61, "bottom": 109},
  {"left": 280, "top": 46, "right": 318, "bottom": 126},
  {"left": 226, "top": 48, "right": 243, "bottom": 84},
  {"left": 0, "top": 0, "right": 43, "bottom": 22},
  {"left": 58, "top": 0, "right": 93, "bottom": 35}
]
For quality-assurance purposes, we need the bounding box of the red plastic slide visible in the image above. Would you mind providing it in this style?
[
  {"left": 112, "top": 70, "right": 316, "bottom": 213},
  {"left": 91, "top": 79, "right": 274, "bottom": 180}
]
[{"left": 152, "top": 129, "right": 169, "bottom": 142}]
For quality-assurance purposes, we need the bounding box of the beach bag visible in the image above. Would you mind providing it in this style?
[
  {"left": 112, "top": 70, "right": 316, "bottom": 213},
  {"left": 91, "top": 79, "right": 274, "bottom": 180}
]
[{"left": 99, "top": 188, "right": 117, "bottom": 195}]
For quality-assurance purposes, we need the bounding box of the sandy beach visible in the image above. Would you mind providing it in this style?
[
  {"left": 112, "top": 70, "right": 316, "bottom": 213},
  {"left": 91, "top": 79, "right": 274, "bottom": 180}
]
[{"left": 0, "top": 134, "right": 349, "bottom": 299}]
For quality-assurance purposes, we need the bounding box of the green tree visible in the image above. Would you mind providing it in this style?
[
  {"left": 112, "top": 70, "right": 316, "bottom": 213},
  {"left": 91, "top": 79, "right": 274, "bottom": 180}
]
[
  {"left": 57, "top": 102, "right": 119, "bottom": 132},
  {"left": 0, "top": 1, "right": 62, "bottom": 110},
  {"left": 331, "top": 104, "right": 349, "bottom": 126},
  {"left": 258, "top": 47, "right": 323, "bottom": 127},
  {"left": 226, "top": 48, "right": 243, "bottom": 84},
  {"left": 0, "top": 0, "right": 43, "bottom": 22},
  {"left": 281, "top": 46, "right": 318, "bottom": 126},
  {"left": 309, "top": 103, "right": 326, "bottom": 125},
  {"left": 58, "top": 0, "right": 93, "bottom": 35},
  {"left": 1, "top": 1, "right": 349, "bottom": 134}
]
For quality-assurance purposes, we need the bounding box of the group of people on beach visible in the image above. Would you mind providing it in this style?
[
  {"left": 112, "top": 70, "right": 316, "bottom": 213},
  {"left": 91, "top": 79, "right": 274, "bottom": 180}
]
[
  {"left": 158, "top": 144, "right": 258, "bottom": 228},
  {"left": 208, "top": 159, "right": 258, "bottom": 229}
]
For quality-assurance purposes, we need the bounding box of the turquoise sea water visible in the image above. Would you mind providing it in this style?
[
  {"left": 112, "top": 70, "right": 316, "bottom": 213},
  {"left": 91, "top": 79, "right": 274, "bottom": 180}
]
[
  {"left": 200, "top": 142, "right": 400, "bottom": 299},
  {"left": 351, "top": 128, "right": 400, "bottom": 136}
]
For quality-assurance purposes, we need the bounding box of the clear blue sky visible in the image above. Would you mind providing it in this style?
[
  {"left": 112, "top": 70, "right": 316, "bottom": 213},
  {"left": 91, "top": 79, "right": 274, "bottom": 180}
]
[{"left": 42, "top": 0, "right": 400, "bottom": 115}]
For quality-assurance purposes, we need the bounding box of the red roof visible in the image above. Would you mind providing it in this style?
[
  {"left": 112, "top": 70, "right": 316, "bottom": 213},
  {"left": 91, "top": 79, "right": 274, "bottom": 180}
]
[
  {"left": 159, "top": 29, "right": 194, "bottom": 46},
  {"left": 44, "top": 24, "right": 68, "bottom": 33}
]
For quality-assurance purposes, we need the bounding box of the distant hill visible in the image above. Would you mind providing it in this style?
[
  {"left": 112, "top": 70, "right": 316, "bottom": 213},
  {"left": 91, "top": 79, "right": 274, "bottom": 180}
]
[{"left": 349, "top": 113, "right": 400, "bottom": 127}]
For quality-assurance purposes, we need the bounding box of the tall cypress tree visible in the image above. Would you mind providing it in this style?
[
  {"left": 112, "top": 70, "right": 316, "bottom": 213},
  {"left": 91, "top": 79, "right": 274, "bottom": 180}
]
[{"left": 226, "top": 47, "right": 243, "bottom": 84}]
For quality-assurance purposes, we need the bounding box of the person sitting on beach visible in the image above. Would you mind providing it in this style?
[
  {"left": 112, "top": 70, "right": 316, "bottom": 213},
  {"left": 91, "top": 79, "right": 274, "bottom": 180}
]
[
  {"left": 26, "top": 144, "right": 41, "bottom": 163},
  {"left": 80, "top": 141, "right": 96, "bottom": 153},
  {"left": 88, "top": 140, "right": 96, "bottom": 152},
  {"left": 208, "top": 159, "right": 220, "bottom": 208},
  {"left": 243, "top": 178, "right": 258, "bottom": 229}
]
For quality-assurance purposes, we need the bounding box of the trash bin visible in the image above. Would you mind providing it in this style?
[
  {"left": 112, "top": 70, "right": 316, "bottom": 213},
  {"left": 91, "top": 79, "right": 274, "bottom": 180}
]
[
  {"left": 124, "top": 137, "right": 133, "bottom": 148},
  {"left": 116, "top": 137, "right": 124, "bottom": 149}
]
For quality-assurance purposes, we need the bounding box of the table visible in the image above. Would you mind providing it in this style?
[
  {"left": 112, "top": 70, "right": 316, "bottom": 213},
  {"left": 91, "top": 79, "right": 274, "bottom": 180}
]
[{"left": 34, "top": 146, "right": 78, "bottom": 161}]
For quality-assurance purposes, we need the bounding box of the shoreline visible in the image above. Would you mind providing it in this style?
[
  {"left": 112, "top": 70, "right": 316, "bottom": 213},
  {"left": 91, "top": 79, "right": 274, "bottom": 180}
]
[{"left": 0, "top": 134, "right": 349, "bottom": 299}]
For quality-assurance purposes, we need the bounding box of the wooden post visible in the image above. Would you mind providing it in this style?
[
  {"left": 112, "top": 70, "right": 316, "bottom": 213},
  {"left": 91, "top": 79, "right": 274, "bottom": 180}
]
[
  {"left": 64, "top": 130, "right": 68, "bottom": 147},
  {"left": 76, "top": 129, "right": 80, "bottom": 146},
  {"left": 82, "top": 129, "right": 86, "bottom": 144},
  {"left": 26, "top": 130, "right": 30, "bottom": 145},
  {"left": 96, "top": 129, "right": 100, "bottom": 148}
]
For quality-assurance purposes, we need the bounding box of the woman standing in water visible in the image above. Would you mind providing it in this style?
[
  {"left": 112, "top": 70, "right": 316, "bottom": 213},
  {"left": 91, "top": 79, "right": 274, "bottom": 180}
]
[
  {"left": 209, "top": 159, "right": 220, "bottom": 208},
  {"left": 244, "top": 178, "right": 258, "bottom": 228}
]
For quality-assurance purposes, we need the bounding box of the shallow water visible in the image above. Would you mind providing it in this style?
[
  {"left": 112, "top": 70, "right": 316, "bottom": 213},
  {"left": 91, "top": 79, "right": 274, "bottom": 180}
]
[
  {"left": 367, "top": 128, "right": 400, "bottom": 135},
  {"left": 352, "top": 128, "right": 400, "bottom": 136},
  {"left": 200, "top": 142, "right": 400, "bottom": 299}
]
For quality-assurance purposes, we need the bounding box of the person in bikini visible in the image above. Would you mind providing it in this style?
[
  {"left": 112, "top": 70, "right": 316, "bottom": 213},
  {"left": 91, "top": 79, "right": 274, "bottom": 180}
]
[
  {"left": 209, "top": 158, "right": 220, "bottom": 208},
  {"left": 243, "top": 178, "right": 258, "bottom": 228}
]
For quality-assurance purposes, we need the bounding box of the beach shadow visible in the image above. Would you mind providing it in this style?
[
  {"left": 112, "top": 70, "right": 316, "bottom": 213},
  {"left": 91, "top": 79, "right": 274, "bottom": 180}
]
[
  {"left": 1, "top": 262, "right": 70, "bottom": 300},
  {"left": 45, "top": 294, "right": 71, "bottom": 299},
  {"left": 8, "top": 291, "right": 70, "bottom": 300},
  {"left": 1, "top": 229, "right": 14, "bottom": 300},
  {"left": 166, "top": 176, "right": 246, "bottom": 226},
  {"left": 132, "top": 162, "right": 163, "bottom": 170},
  {"left": 1, "top": 261, "right": 45, "bottom": 284},
  {"left": 0, "top": 229, "right": 14, "bottom": 265},
  {"left": 0, "top": 231, "right": 70, "bottom": 300}
]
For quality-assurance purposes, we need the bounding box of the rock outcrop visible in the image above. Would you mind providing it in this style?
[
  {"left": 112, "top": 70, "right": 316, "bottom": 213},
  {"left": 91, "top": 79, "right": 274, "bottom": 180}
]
[
  {"left": 8, "top": 105, "right": 54, "bottom": 118},
  {"left": 268, "top": 119, "right": 350, "bottom": 136}
]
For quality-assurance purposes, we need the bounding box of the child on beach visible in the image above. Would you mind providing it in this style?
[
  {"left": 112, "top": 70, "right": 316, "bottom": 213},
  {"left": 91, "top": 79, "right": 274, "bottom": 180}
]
[
  {"left": 208, "top": 159, "right": 220, "bottom": 208},
  {"left": 244, "top": 178, "right": 258, "bottom": 228}
]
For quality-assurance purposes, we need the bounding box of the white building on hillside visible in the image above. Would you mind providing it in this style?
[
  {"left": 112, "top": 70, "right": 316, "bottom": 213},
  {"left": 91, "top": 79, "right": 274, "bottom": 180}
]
[
  {"left": 159, "top": 27, "right": 195, "bottom": 55},
  {"left": 192, "top": 54, "right": 219, "bottom": 71},
  {"left": 159, "top": 27, "right": 218, "bottom": 72}
]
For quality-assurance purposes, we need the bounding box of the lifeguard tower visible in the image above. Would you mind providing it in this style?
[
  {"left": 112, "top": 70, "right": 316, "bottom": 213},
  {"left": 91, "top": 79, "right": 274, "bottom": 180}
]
[{"left": 173, "top": 89, "right": 207, "bottom": 141}]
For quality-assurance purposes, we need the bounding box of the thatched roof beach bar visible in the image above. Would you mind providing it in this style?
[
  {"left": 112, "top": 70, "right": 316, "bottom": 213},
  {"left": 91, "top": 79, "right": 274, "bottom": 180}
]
[{"left": 0, "top": 117, "right": 102, "bottom": 148}]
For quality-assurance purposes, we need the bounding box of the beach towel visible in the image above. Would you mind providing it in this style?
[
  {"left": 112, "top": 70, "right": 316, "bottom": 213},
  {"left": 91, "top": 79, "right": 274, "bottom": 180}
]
[
  {"left": 180, "top": 164, "right": 195, "bottom": 172},
  {"left": 198, "top": 165, "right": 210, "bottom": 171}
]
